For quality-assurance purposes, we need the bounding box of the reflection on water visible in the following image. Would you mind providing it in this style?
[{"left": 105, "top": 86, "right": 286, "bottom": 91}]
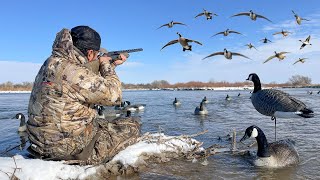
[{"left": 0, "top": 89, "right": 319, "bottom": 179}]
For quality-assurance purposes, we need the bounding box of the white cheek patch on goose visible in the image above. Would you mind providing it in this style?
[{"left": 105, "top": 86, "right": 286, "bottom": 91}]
[
  {"left": 248, "top": 75, "right": 253, "bottom": 81},
  {"left": 251, "top": 128, "right": 258, "bottom": 138},
  {"left": 18, "top": 114, "right": 22, "bottom": 120}
]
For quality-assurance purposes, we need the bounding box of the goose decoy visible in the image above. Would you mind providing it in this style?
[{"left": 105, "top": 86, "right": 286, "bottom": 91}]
[
  {"left": 293, "top": 58, "right": 308, "bottom": 65},
  {"left": 308, "top": 91, "right": 313, "bottom": 95},
  {"left": 195, "top": 9, "right": 218, "bottom": 20},
  {"left": 292, "top": 10, "right": 310, "bottom": 25},
  {"left": 194, "top": 102, "right": 208, "bottom": 115},
  {"left": 238, "top": 93, "right": 241, "bottom": 97},
  {"left": 202, "top": 48, "right": 251, "bottom": 60},
  {"left": 260, "top": 37, "right": 272, "bottom": 44},
  {"left": 299, "top": 35, "right": 312, "bottom": 50},
  {"left": 173, "top": 97, "right": 181, "bottom": 106},
  {"left": 273, "top": 29, "right": 291, "bottom": 37},
  {"left": 225, "top": 94, "right": 231, "bottom": 101},
  {"left": 240, "top": 125, "right": 299, "bottom": 168},
  {"left": 202, "top": 96, "right": 209, "bottom": 104},
  {"left": 211, "top": 29, "right": 242, "bottom": 37},
  {"left": 161, "top": 32, "right": 202, "bottom": 51},
  {"left": 12, "top": 113, "right": 27, "bottom": 132},
  {"left": 124, "top": 101, "right": 146, "bottom": 111},
  {"left": 157, "top": 21, "right": 187, "bottom": 29},
  {"left": 95, "top": 105, "right": 105, "bottom": 119},
  {"left": 246, "top": 73, "right": 314, "bottom": 140},
  {"left": 317, "top": 91, "right": 320, "bottom": 94},
  {"left": 231, "top": 10, "right": 272, "bottom": 22},
  {"left": 263, "top": 51, "right": 290, "bottom": 64},
  {"left": 245, "top": 43, "right": 258, "bottom": 50},
  {"left": 114, "top": 101, "right": 130, "bottom": 110}
]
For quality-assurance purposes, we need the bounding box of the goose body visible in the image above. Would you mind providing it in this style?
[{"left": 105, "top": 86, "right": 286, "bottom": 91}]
[
  {"left": 225, "top": 95, "right": 231, "bottom": 101},
  {"left": 194, "top": 102, "right": 208, "bottom": 115},
  {"left": 231, "top": 10, "right": 272, "bottom": 22},
  {"left": 273, "top": 30, "right": 291, "bottom": 37},
  {"left": 245, "top": 43, "right": 258, "bottom": 50},
  {"left": 264, "top": 51, "right": 289, "bottom": 63},
  {"left": 13, "top": 113, "right": 27, "bottom": 132},
  {"left": 212, "top": 29, "right": 242, "bottom": 37},
  {"left": 203, "top": 48, "right": 251, "bottom": 60},
  {"left": 195, "top": 9, "right": 217, "bottom": 20},
  {"left": 173, "top": 97, "right": 181, "bottom": 106},
  {"left": 161, "top": 32, "right": 202, "bottom": 51},
  {"left": 240, "top": 125, "right": 299, "bottom": 168},
  {"left": 299, "top": 35, "right": 311, "bottom": 50},
  {"left": 260, "top": 37, "right": 272, "bottom": 44},
  {"left": 157, "top": 21, "right": 187, "bottom": 29},
  {"left": 293, "top": 58, "right": 308, "bottom": 65},
  {"left": 292, "top": 10, "right": 310, "bottom": 25}
]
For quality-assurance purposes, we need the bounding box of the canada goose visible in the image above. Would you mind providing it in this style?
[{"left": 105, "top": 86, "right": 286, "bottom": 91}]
[
  {"left": 202, "top": 96, "right": 209, "bottom": 104},
  {"left": 263, "top": 51, "right": 289, "bottom": 63},
  {"left": 238, "top": 93, "right": 241, "bottom": 97},
  {"left": 12, "top": 113, "right": 27, "bottom": 132},
  {"left": 292, "top": 10, "right": 310, "bottom": 25},
  {"left": 240, "top": 125, "right": 299, "bottom": 168},
  {"left": 95, "top": 105, "right": 105, "bottom": 119},
  {"left": 195, "top": 9, "right": 218, "bottom": 20},
  {"left": 293, "top": 58, "right": 308, "bottom": 65},
  {"left": 124, "top": 101, "right": 146, "bottom": 111},
  {"left": 231, "top": 10, "right": 272, "bottom": 22},
  {"left": 202, "top": 48, "right": 251, "bottom": 60},
  {"left": 161, "top": 32, "right": 203, "bottom": 51},
  {"left": 246, "top": 73, "right": 314, "bottom": 140},
  {"left": 211, "top": 29, "right": 242, "bottom": 37},
  {"left": 225, "top": 94, "right": 231, "bottom": 101},
  {"left": 157, "top": 21, "right": 187, "bottom": 29},
  {"left": 245, "top": 43, "right": 258, "bottom": 50},
  {"left": 95, "top": 105, "right": 121, "bottom": 119},
  {"left": 114, "top": 101, "right": 131, "bottom": 110},
  {"left": 173, "top": 97, "right": 181, "bottom": 106},
  {"left": 317, "top": 91, "right": 320, "bottom": 94},
  {"left": 260, "top": 37, "right": 272, "bottom": 44},
  {"left": 299, "top": 35, "right": 312, "bottom": 50},
  {"left": 194, "top": 102, "right": 208, "bottom": 115},
  {"left": 273, "top": 30, "right": 291, "bottom": 37}
]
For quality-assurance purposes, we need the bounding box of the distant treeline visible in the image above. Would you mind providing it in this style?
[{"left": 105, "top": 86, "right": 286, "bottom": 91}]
[{"left": 0, "top": 82, "right": 33, "bottom": 91}]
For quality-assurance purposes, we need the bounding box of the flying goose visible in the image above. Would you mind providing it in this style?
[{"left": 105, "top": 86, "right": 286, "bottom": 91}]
[
  {"left": 202, "top": 48, "right": 251, "bottom": 60},
  {"left": 292, "top": 10, "right": 310, "bottom": 25},
  {"left": 246, "top": 73, "right": 314, "bottom": 140},
  {"left": 299, "top": 35, "right": 312, "bottom": 50},
  {"left": 161, "top": 32, "right": 202, "bottom": 51},
  {"left": 173, "top": 97, "right": 181, "bottom": 106},
  {"left": 260, "top": 37, "right": 272, "bottom": 44},
  {"left": 211, "top": 29, "right": 242, "bottom": 37},
  {"left": 245, "top": 43, "right": 258, "bottom": 50},
  {"left": 202, "top": 96, "right": 209, "bottom": 104},
  {"left": 263, "top": 51, "right": 289, "bottom": 63},
  {"left": 273, "top": 30, "right": 292, "bottom": 37},
  {"left": 157, "top": 21, "right": 187, "bottom": 29},
  {"left": 231, "top": 10, "right": 272, "bottom": 22},
  {"left": 293, "top": 58, "right": 308, "bottom": 65},
  {"left": 194, "top": 101, "right": 208, "bottom": 115},
  {"left": 240, "top": 125, "right": 300, "bottom": 168},
  {"left": 195, "top": 9, "right": 218, "bottom": 20},
  {"left": 12, "top": 113, "right": 27, "bottom": 132}
]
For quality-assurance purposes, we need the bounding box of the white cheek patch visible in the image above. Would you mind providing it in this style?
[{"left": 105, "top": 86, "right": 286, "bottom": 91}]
[
  {"left": 18, "top": 114, "right": 22, "bottom": 120},
  {"left": 251, "top": 128, "right": 258, "bottom": 138},
  {"left": 248, "top": 75, "right": 253, "bottom": 81}
]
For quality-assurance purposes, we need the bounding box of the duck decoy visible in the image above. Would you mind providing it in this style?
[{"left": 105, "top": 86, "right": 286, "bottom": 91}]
[
  {"left": 299, "top": 35, "right": 312, "bottom": 50},
  {"left": 194, "top": 102, "right": 208, "bottom": 115},
  {"left": 231, "top": 10, "right": 272, "bottom": 22},
  {"left": 263, "top": 51, "right": 290, "bottom": 63},
  {"left": 195, "top": 9, "right": 218, "bottom": 20},
  {"left": 211, "top": 29, "right": 242, "bottom": 37},
  {"left": 293, "top": 58, "right": 308, "bottom": 65},
  {"left": 245, "top": 43, "right": 258, "bottom": 50},
  {"left": 292, "top": 10, "right": 310, "bottom": 25},
  {"left": 246, "top": 73, "right": 314, "bottom": 140},
  {"left": 240, "top": 125, "right": 299, "bottom": 168},
  {"left": 173, "top": 97, "right": 181, "bottom": 106},
  {"left": 260, "top": 37, "right": 272, "bottom": 44},
  {"left": 273, "top": 29, "right": 292, "bottom": 37},
  {"left": 161, "top": 32, "right": 202, "bottom": 51},
  {"left": 157, "top": 21, "right": 187, "bottom": 29},
  {"left": 12, "top": 113, "right": 27, "bottom": 132},
  {"left": 203, "top": 48, "right": 251, "bottom": 60}
]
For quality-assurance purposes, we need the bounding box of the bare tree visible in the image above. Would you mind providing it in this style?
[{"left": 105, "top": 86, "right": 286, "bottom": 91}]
[{"left": 288, "top": 75, "right": 312, "bottom": 86}]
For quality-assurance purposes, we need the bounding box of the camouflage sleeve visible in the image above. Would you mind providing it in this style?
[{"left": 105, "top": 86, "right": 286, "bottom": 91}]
[{"left": 63, "top": 61, "right": 122, "bottom": 106}]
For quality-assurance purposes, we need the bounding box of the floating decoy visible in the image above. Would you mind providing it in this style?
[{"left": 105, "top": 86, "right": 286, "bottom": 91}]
[
  {"left": 264, "top": 51, "right": 289, "bottom": 63},
  {"left": 225, "top": 94, "right": 231, "bottom": 101},
  {"left": 238, "top": 93, "right": 241, "bottom": 97},
  {"left": 211, "top": 29, "right": 242, "bottom": 37},
  {"left": 273, "top": 29, "right": 291, "bottom": 37},
  {"left": 157, "top": 21, "right": 187, "bottom": 29},
  {"left": 12, "top": 113, "right": 27, "bottom": 132},
  {"left": 299, "top": 35, "right": 312, "bottom": 50},
  {"left": 245, "top": 43, "right": 258, "bottom": 50},
  {"left": 292, "top": 10, "right": 310, "bottom": 25},
  {"left": 161, "top": 32, "right": 202, "bottom": 51},
  {"left": 240, "top": 125, "right": 300, "bottom": 168},
  {"left": 293, "top": 58, "right": 308, "bottom": 65},
  {"left": 202, "top": 96, "right": 209, "bottom": 104},
  {"left": 231, "top": 10, "right": 272, "bottom": 22},
  {"left": 246, "top": 73, "right": 314, "bottom": 140},
  {"left": 194, "top": 102, "right": 208, "bottom": 115},
  {"left": 317, "top": 91, "right": 320, "bottom": 94},
  {"left": 195, "top": 9, "right": 218, "bottom": 20},
  {"left": 173, "top": 97, "right": 181, "bottom": 106},
  {"left": 260, "top": 37, "right": 272, "bottom": 44},
  {"left": 203, "top": 48, "right": 251, "bottom": 60}
]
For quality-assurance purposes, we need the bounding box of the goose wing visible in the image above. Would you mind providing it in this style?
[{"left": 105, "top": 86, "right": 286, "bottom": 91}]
[
  {"left": 263, "top": 55, "right": 276, "bottom": 63},
  {"left": 186, "top": 39, "right": 203, "bottom": 45},
  {"left": 229, "top": 30, "right": 242, "bottom": 35},
  {"left": 230, "top": 12, "right": 250, "bottom": 17},
  {"left": 252, "top": 46, "right": 258, "bottom": 50},
  {"left": 232, "top": 52, "right": 251, "bottom": 59},
  {"left": 301, "top": 18, "right": 310, "bottom": 21},
  {"left": 195, "top": 12, "right": 205, "bottom": 18},
  {"left": 202, "top": 52, "right": 224, "bottom": 60},
  {"left": 211, "top": 31, "right": 224, "bottom": 37},
  {"left": 305, "top": 35, "right": 311, "bottom": 42},
  {"left": 173, "top": 22, "right": 187, "bottom": 26},
  {"left": 256, "top": 14, "right": 273, "bottom": 22},
  {"left": 268, "top": 139, "right": 299, "bottom": 166},
  {"left": 157, "top": 23, "right": 169, "bottom": 29},
  {"left": 279, "top": 52, "right": 290, "bottom": 55},
  {"left": 161, "top": 40, "right": 179, "bottom": 50},
  {"left": 293, "top": 59, "right": 300, "bottom": 65},
  {"left": 273, "top": 31, "right": 282, "bottom": 35}
]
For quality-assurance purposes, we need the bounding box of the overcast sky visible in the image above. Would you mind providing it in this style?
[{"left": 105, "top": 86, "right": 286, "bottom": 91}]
[{"left": 0, "top": 0, "right": 319, "bottom": 84}]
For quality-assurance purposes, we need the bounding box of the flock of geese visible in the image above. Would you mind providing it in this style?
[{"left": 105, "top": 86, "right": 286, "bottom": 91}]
[{"left": 158, "top": 9, "right": 312, "bottom": 65}]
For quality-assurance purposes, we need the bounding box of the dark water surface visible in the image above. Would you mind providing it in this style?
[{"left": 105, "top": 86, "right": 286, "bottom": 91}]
[{"left": 0, "top": 89, "right": 319, "bottom": 179}]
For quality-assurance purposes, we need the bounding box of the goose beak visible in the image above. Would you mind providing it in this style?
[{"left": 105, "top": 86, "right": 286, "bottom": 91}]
[
  {"left": 246, "top": 78, "right": 249, "bottom": 81},
  {"left": 240, "top": 133, "right": 249, "bottom": 142}
]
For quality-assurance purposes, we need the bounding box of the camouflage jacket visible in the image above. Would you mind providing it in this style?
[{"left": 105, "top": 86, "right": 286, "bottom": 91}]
[{"left": 27, "top": 29, "right": 122, "bottom": 158}]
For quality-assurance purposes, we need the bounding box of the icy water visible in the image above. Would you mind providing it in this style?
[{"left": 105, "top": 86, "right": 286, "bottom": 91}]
[{"left": 0, "top": 89, "right": 319, "bottom": 179}]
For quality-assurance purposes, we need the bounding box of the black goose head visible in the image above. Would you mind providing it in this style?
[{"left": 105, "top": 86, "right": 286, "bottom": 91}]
[
  {"left": 246, "top": 73, "right": 261, "bottom": 93},
  {"left": 12, "top": 113, "right": 26, "bottom": 126},
  {"left": 177, "top": 32, "right": 182, "bottom": 37},
  {"left": 240, "top": 125, "right": 259, "bottom": 142}
]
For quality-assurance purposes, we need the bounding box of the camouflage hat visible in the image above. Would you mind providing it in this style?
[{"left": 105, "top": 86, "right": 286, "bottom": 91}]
[{"left": 71, "top": 26, "right": 101, "bottom": 51}]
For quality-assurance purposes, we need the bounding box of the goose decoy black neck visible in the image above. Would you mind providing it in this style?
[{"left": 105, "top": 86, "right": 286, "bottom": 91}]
[
  {"left": 200, "top": 102, "right": 204, "bottom": 111},
  {"left": 13, "top": 113, "right": 26, "bottom": 126},
  {"left": 246, "top": 73, "right": 261, "bottom": 93}
]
